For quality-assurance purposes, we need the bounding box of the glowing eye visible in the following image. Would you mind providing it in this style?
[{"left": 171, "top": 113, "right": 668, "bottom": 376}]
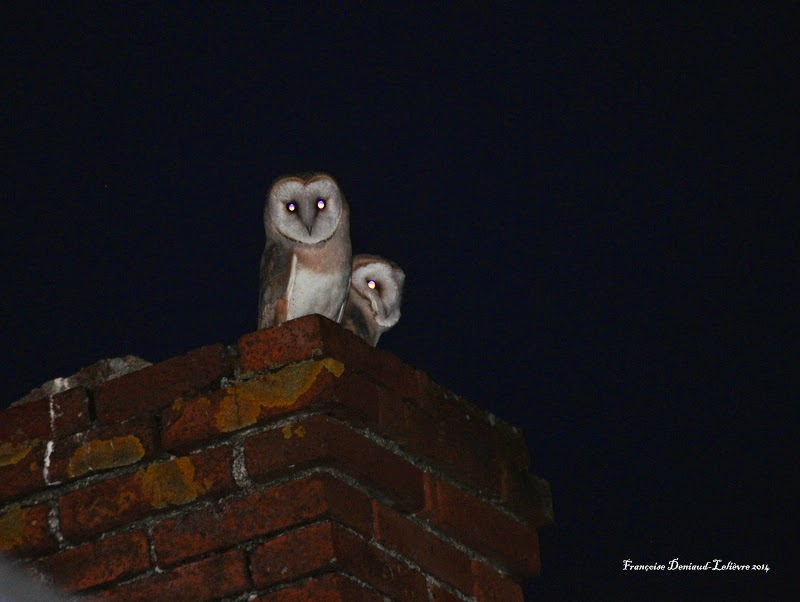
[
  {"left": 367, "top": 280, "right": 377, "bottom": 290},
  {"left": 286, "top": 202, "right": 296, "bottom": 212},
  {"left": 316, "top": 198, "right": 326, "bottom": 210}
]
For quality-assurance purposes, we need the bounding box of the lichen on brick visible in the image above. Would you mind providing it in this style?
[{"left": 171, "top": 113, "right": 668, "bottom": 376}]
[
  {"left": 138, "top": 456, "right": 209, "bottom": 508},
  {"left": 0, "top": 504, "right": 26, "bottom": 550},
  {"left": 281, "top": 423, "right": 307, "bottom": 439},
  {"left": 0, "top": 441, "right": 39, "bottom": 468},
  {"left": 214, "top": 358, "right": 344, "bottom": 433},
  {"left": 67, "top": 435, "right": 146, "bottom": 478}
]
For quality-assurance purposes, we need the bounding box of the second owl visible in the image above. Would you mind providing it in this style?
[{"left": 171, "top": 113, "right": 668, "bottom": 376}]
[
  {"left": 258, "top": 173, "right": 352, "bottom": 329},
  {"left": 342, "top": 254, "right": 405, "bottom": 346}
]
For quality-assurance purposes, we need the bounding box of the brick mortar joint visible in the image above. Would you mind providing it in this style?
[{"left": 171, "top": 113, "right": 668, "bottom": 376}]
[
  {"left": 46, "top": 499, "right": 65, "bottom": 547},
  {"left": 426, "top": 575, "right": 474, "bottom": 602}
]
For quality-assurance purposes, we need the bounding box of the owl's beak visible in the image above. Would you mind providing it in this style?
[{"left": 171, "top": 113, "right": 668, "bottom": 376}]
[
  {"left": 300, "top": 213, "right": 314, "bottom": 235},
  {"left": 299, "top": 203, "right": 317, "bottom": 236}
]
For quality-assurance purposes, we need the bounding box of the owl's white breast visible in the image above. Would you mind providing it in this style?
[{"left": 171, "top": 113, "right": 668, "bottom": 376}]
[{"left": 285, "top": 254, "right": 348, "bottom": 321}]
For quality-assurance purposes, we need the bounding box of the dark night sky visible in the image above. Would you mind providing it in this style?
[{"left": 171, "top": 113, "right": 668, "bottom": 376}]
[{"left": 1, "top": 5, "right": 793, "bottom": 599}]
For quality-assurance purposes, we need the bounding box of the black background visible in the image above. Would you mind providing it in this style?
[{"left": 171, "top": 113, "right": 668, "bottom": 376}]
[{"left": 1, "top": 5, "right": 793, "bottom": 599}]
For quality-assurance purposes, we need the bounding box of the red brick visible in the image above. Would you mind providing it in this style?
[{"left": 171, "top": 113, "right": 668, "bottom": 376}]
[
  {"left": 493, "top": 421, "right": 532, "bottom": 472},
  {"left": 0, "top": 503, "right": 58, "bottom": 557},
  {"left": 47, "top": 417, "right": 157, "bottom": 483},
  {"left": 89, "top": 549, "right": 250, "bottom": 602},
  {"left": 501, "top": 464, "right": 554, "bottom": 528},
  {"left": 0, "top": 397, "right": 50, "bottom": 443},
  {"left": 330, "top": 370, "right": 395, "bottom": 429},
  {"left": 250, "top": 521, "right": 337, "bottom": 587},
  {"left": 403, "top": 401, "right": 503, "bottom": 496},
  {"left": 325, "top": 370, "right": 381, "bottom": 427},
  {"left": 472, "top": 560, "right": 524, "bottom": 602},
  {"left": 238, "top": 316, "right": 430, "bottom": 402},
  {"left": 94, "top": 344, "right": 233, "bottom": 424},
  {"left": 42, "top": 530, "right": 150, "bottom": 592},
  {"left": 51, "top": 386, "right": 92, "bottom": 438},
  {"left": 320, "top": 474, "right": 374, "bottom": 535},
  {"left": 419, "top": 475, "right": 541, "bottom": 578},
  {"left": 161, "top": 358, "right": 343, "bottom": 452},
  {"left": 428, "top": 582, "right": 466, "bottom": 602},
  {"left": 252, "top": 573, "right": 383, "bottom": 601},
  {"left": 330, "top": 523, "right": 428, "bottom": 602},
  {"left": 250, "top": 521, "right": 427, "bottom": 602},
  {"left": 359, "top": 356, "right": 434, "bottom": 405},
  {"left": 238, "top": 314, "right": 343, "bottom": 373},
  {"left": 59, "top": 446, "right": 235, "bottom": 541},
  {"left": 245, "top": 415, "right": 425, "bottom": 512},
  {"left": 373, "top": 501, "right": 473, "bottom": 594},
  {"left": 153, "top": 473, "right": 372, "bottom": 566},
  {"left": 0, "top": 439, "right": 46, "bottom": 503}
]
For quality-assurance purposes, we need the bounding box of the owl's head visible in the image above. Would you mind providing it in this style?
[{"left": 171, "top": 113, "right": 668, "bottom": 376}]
[
  {"left": 350, "top": 254, "right": 405, "bottom": 329},
  {"left": 266, "top": 173, "right": 348, "bottom": 244}
]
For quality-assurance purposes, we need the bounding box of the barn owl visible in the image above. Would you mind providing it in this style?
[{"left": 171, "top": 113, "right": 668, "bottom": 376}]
[
  {"left": 258, "top": 173, "right": 352, "bottom": 329},
  {"left": 342, "top": 254, "right": 405, "bottom": 346}
]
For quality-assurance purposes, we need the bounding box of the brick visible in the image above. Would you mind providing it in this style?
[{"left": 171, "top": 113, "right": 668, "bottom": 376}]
[
  {"left": 472, "top": 560, "right": 524, "bottom": 602},
  {"left": 245, "top": 415, "right": 425, "bottom": 512},
  {"left": 358, "top": 356, "right": 434, "bottom": 405},
  {"left": 250, "top": 521, "right": 427, "bottom": 602},
  {"left": 320, "top": 474, "right": 374, "bottom": 535},
  {"left": 252, "top": 573, "right": 383, "bottom": 601},
  {"left": 0, "top": 387, "right": 90, "bottom": 443},
  {"left": 238, "top": 316, "right": 430, "bottom": 402},
  {"left": 0, "top": 439, "right": 46, "bottom": 503},
  {"left": 153, "top": 473, "right": 372, "bottom": 566},
  {"left": 250, "top": 521, "right": 337, "bottom": 587},
  {"left": 492, "top": 421, "right": 532, "bottom": 473},
  {"left": 373, "top": 501, "right": 473, "bottom": 594},
  {"left": 403, "top": 401, "right": 503, "bottom": 496},
  {"left": 329, "top": 370, "right": 393, "bottom": 428},
  {"left": 501, "top": 464, "right": 554, "bottom": 528},
  {"left": 0, "top": 397, "right": 50, "bottom": 443},
  {"left": 161, "top": 358, "right": 344, "bottom": 452},
  {"left": 330, "top": 523, "right": 428, "bottom": 602},
  {"left": 238, "top": 314, "right": 344, "bottom": 373},
  {"left": 47, "top": 417, "right": 157, "bottom": 483},
  {"left": 95, "top": 344, "right": 233, "bottom": 424},
  {"left": 59, "top": 446, "right": 235, "bottom": 541},
  {"left": 90, "top": 549, "right": 250, "bottom": 602},
  {"left": 42, "top": 530, "right": 150, "bottom": 592},
  {"left": 51, "top": 386, "right": 92, "bottom": 438},
  {"left": 0, "top": 503, "right": 58, "bottom": 557},
  {"left": 419, "top": 475, "right": 541, "bottom": 578}
]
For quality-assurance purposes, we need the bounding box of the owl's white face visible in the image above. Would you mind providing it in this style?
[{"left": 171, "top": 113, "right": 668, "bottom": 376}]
[
  {"left": 351, "top": 256, "right": 405, "bottom": 328},
  {"left": 266, "top": 174, "right": 346, "bottom": 244}
]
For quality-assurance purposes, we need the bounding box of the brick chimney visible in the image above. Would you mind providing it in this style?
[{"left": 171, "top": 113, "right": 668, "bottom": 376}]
[{"left": 1, "top": 315, "right": 552, "bottom": 601}]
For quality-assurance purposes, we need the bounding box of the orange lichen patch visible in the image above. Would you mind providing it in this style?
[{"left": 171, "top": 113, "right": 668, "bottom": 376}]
[
  {"left": 214, "top": 358, "right": 344, "bottom": 433},
  {"left": 281, "top": 423, "right": 307, "bottom": 439},
  {"left": 138, "top": 457, "right": 209, "bottom": 508},
  {"left": 0, "top": 504, "right": 26, "bottom": 550},
  {"left": 0, "top": 441, "right": 39, "bottom": 468},
  {"left": 67, "top": 435, "right": 146, "bottom": 478}
]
